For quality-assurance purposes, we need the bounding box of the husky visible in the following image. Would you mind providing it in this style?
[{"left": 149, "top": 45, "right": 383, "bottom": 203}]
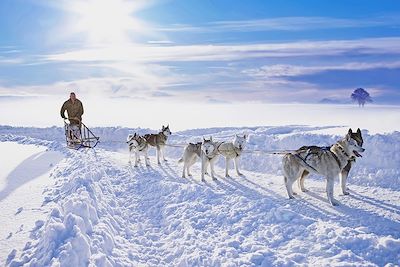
[
  {"left": 340, "top": 128, "right": 363, "bottom": 195},
  {"left": 201, "top": 137, "right": 221, "bottom": 182},
  {"left": 218, "top": 134, "right": 247, "bottom": 177},
  {"left": 178, "top": 142, "right": 202, "bottom": 178},
  {"left": 144, "top": 125, "right": 172, "bottom": 164},
  {"left": 282, "top": 128, "right": 365, "bottom": 206},
  {"left": 127, "top": 133, "right": 150, "bottom": 167}
]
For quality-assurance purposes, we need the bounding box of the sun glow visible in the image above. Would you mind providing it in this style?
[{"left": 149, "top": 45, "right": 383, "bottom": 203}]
[{"left": 69, "top": 0, "right": 148, "bottom": 45}]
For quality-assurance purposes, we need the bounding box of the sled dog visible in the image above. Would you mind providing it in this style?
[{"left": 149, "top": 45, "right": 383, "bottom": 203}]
[
  {"left": 201, "top": 137, "right": 221, "bottom": 181},
  {"left": 127, "top": 133, "right": 150, "bottom": 167},
  {"left": 218, "top": 134, "right": 247, "bottom": 177},
  {"left": 144, "top": 125, "right": 171, "bottom": 164},
  {"left": 178, "top": 142, "right": 202, "bottom": 178},
  {"left": 340, "top": 128, "right": 363, "bottom": 195},
  {"left": 282, "top": 128, "right": 365, "bottom": 206}
]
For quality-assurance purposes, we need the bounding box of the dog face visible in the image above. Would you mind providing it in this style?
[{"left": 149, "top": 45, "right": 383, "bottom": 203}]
[
  {"left": 191, "top": 142, "right": 202, "bottom": 150},
  {"left": 162, "top": 125, "right": 172, "bottom": 136},
  {"left": 202, "top": 137, "right": 215, "bottom": 156},
  {"left": 233, "top": 134, "right": 247, "bottom": 150},
  {"left": 346, "top": 128, "right": 365, "bottom": 158},
  {"left": 127, "top": 133, "right": 140, "bottom": 148},
  {"left": 127, "top": 133, "right": 136, "bottom": 143},
  {"left": 350, "top": 128, "right": 363, "bottom": 147}
]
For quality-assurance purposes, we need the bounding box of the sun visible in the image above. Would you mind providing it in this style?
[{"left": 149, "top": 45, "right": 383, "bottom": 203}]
[{"left": 68, "top": 0, "right": 147, "bottom": 45}]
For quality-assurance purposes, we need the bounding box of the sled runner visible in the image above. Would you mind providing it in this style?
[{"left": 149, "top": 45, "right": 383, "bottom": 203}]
[{"left": 64, "top": 118, "right": 99, "bottom": 149}]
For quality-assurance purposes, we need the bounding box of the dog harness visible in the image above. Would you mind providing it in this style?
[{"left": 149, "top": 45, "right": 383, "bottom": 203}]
[
  {"left": 130, "top": 138, "right": 147, "bottom": 152},
  {"left": 295, "top": 145, "right": 343, "bottom": 172},
  {"left": 216, "top": 142, "right": 242, "bottom": 157}
]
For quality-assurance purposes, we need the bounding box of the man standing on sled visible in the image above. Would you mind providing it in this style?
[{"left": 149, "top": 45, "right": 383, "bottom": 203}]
[{"left": 60, "top": 92, "right": 84, "bottom": 144}]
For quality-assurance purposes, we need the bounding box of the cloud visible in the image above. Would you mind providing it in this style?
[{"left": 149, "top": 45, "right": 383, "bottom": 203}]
[
  {"left": 158, "top": 16, "right": 400, "bottom": 32},
  {"left": 42, "top": 37, "right": 400, "bottom": 64},
  {"left": 244, "top": 61, "right": 400, "bottom": 78}
]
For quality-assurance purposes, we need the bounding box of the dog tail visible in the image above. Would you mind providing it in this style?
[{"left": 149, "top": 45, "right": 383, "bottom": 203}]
[{"left": 178, "top": 158, "right": 183, "bottom": 163}]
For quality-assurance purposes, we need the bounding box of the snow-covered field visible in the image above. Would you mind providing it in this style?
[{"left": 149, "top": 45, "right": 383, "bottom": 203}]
[{"left": 1, "top": 124, "right": 399, "bottom": 266}]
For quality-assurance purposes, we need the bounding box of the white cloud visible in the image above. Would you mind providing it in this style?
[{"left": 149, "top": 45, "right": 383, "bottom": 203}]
[
  {"left": 244, "top": 61, "right": 400, "bottom": 78},
  {"left": 158, "top": 16, "right": 400, "bottom": 32},
  {"left": 43, "top": 37, "right": 400, "bottom": 64}
]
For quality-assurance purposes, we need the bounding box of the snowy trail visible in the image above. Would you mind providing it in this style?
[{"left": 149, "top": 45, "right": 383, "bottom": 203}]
[
  {"left": 2, "top": 128, "right": 400, "bottom": 266},
  {"left": 10, "top": 147, "right": 398, "bottom": 266}
]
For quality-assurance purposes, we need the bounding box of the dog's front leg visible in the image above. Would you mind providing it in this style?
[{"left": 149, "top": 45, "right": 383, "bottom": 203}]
[
  {"left": 234, "top": 157, "right": 243, "bottom": 176},
  {"left": 225, "top": 157, "right": 231, "bottom": 178},
  {"left": 156, "top": 146, "right": 161, "bottom": 164},
  {"left": 210, "top": 158, "right": 217, "bottom": 180},
  {"left": 144, "top": 150, "right": 150, "bottom": 166},
  {"left": 340, "top": 169, "right": 350, "bottom": 195},
  {"left": 201, "top": 156, "right": 206, "bottom": 182},
  {"left": 182, "top": 162, "right": 186, "bottom": 178},
  {"left": 326, "top": 176, "right": 338, "bottom": 206},
  {"left": 161, "top": 145, "right": 168, "bottom": 162},
  {"left": 134, "top": 152, "right": 139, "bottom": 167}
]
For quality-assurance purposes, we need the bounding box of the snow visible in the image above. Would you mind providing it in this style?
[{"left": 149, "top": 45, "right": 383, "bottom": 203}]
[
  {"left": 0, "top": 123, "right": 399, "bottom": 266},
  {"left": 0, "top": 142, "right": 64, "bottom": 264}
]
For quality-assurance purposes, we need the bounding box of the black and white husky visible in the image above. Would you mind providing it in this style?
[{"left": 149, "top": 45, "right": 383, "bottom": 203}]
[
  {"left": 218, "top": 134, "right": 247, "bottom": 177},
  {"left": 127, "top": 133, "right": 150, "bottom": 167},
  {"left": 178, "top": 142, "right": 202, "bottom": 178},
  {"left": 282, "top": 129, "right": 365, "bottom": 206},
  {"left": 201, "top": 137, "right": 221, "bottom": 182}
]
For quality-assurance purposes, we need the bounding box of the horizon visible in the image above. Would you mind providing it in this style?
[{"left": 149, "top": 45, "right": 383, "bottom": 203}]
[{"left": 1, "top": 0, "right": 400, "bottom": 107}]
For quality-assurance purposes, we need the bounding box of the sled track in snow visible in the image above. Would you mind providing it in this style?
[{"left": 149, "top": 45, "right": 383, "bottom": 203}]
[{"left": 4, "top": 138, "right": 400, "bottom": 266}]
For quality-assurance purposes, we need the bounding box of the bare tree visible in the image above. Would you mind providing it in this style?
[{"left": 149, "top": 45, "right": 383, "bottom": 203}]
[{"left": 351, "top": 88, "right": 372, "bottom": 107}]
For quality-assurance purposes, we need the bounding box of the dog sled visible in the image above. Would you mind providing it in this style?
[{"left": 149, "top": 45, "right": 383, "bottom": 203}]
[{"left": 63, "top": 118, "right": 99, "bottom": 149}]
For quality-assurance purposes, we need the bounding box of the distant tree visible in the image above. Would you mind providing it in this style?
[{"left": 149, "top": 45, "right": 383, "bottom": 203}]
[{"left": 351, "top": 88, "right": 372, "bottom": 107}]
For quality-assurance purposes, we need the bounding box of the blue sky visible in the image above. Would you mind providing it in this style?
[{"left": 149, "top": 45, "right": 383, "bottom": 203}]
[{"left": 1, "top": 0, "right": 400, "bottom": 104}]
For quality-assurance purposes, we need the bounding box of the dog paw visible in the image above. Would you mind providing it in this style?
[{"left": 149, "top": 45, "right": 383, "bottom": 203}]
[
  {"left": 301, "top": 189, "right": 309, "bottom": 192},
  {"left": 212, "top": 177, "right": 217, "bottom": 181},
  {"left": 289, "top": 196, "right": 295, "bottom": 199},
  {"left": 342, "top": 191, "right": 350, "bottom": 195},
  {"left": 237, "top": 172, "right": 244, "bottom": 176},
  {"left": 188, "top": 174, "right": 192, "bottom": 177},
  {"left": 225, "top": 174, "right": 231, "bottom": 178},
  {"left": 292, "top": 192, "right": 298, "bottom": 195},
  {"left": 134, "top": 165, "right": 138, "bottom": 168},
  {"left": 330, "top": 201, "right": 339, "bottom": 206}
]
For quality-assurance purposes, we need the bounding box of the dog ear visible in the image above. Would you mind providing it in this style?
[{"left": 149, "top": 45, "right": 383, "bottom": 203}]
[
  {"left": 243, "top": 134, "right": 247, "bottom": 139},
  {"left": 357, "top": 128, "right": 361, "bottom": 134},
  {"left": 203, "top": 136, "right": 206, "bottom": 141},
  {"left": 348, "top": 128, "right": 353, "bottom": 135}
]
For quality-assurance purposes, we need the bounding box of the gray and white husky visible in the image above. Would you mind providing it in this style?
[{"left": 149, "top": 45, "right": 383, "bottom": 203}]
[
  {"left": 178, "top": 142, "right": 202, "bottom": 178},
  {"left": 201, "top": 137, "right": 221, "bottom": 182},
  {"left": 282, "top": 128, "right": 365, "bottom": 206},
  {"left": 127, "top": 133, "right": 150, "bottom": 167},
  {"left": 340, "top": 128, "right": 363, "bottom": 195},
  {"left": 218, "top": 134, "right": 247, "bottom": 177},
  {"left": 144, "top": 125, "right": 172, "bottom": 164}
]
